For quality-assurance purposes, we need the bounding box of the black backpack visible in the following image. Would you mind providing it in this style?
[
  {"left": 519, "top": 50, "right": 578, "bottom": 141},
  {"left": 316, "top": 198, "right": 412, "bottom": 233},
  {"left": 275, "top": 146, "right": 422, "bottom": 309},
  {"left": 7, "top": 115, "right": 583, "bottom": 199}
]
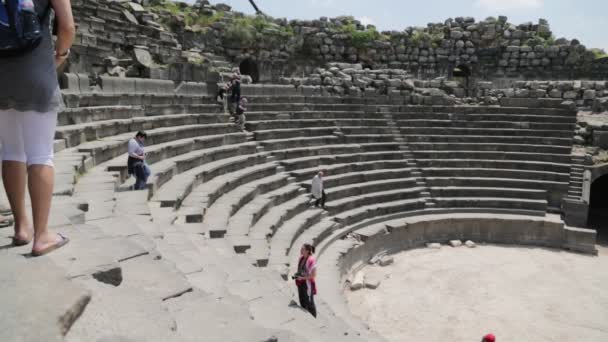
[{"left": 0, "top": 0, "right": 49, "bottom": 57}]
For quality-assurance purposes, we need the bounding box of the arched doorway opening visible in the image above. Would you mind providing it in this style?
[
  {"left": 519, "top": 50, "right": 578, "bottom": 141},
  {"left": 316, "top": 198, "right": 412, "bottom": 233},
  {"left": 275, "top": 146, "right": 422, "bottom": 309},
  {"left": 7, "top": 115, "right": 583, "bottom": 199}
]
[
  {"left": 589, "top": 174, "right": 608, "bottom": 245},
  {"left": 452, "top": 65, "right": 471, "bottom": 96},
  {"left": 239, "top": 58, "right": 260, "bottom": 84}
]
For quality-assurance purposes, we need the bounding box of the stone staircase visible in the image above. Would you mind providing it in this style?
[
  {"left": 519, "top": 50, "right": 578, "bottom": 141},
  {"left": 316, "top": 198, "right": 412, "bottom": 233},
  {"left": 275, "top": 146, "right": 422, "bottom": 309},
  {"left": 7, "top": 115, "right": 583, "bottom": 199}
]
[{"left": 566, "top": 154, "right": 587, "bottom": 200}]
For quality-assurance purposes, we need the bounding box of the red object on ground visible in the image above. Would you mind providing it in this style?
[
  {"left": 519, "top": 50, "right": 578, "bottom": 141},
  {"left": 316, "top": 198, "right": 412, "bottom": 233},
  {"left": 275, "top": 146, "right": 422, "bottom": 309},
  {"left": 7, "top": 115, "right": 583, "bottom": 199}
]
[{"left": 483, "top": 333, "right": 496, "bottom": 342}]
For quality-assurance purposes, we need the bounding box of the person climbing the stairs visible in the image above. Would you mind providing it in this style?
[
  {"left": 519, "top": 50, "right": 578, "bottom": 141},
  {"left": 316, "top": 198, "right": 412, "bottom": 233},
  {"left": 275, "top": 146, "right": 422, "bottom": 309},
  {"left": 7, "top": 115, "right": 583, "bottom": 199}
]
[
  {"left": 311, "top": 171, "right": 326, "bottom": 209},
  {"left": 127, "top": 131, "right": 151, "bottom": 190}
]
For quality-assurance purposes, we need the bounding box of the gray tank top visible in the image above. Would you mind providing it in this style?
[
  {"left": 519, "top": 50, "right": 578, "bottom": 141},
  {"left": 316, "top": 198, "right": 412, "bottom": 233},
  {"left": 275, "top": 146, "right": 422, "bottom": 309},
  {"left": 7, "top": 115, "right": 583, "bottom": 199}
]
[{"left": 0, "top": 0, "right": 62, "bottom": 113}]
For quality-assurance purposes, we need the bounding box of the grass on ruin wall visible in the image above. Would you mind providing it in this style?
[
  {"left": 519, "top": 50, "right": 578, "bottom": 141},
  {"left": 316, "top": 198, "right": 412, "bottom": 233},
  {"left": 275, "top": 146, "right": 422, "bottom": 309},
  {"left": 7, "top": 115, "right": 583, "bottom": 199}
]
[
  {"left": 149, "top": 0, "right": 225, "bottom": 28},
  {"left": 224, "top": 15, "right": 294, "bottom": 47}
]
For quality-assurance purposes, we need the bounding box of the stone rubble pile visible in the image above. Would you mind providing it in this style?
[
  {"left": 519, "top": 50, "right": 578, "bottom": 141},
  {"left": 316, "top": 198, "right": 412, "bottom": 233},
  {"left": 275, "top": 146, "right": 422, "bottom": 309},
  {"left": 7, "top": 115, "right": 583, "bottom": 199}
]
[
  {"left": 280, "top": 62, "right": 463, "bottom": 105},
  {"left": 477, "top": 80, "right": 608, "bottom": 111}
]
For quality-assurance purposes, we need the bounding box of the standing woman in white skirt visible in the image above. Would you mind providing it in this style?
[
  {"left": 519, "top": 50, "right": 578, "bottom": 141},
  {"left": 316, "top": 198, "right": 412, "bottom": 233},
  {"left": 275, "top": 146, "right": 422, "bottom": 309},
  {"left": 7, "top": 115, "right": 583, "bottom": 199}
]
[{"left": 0, "top": 0, "right": 74, "bottom": 255}]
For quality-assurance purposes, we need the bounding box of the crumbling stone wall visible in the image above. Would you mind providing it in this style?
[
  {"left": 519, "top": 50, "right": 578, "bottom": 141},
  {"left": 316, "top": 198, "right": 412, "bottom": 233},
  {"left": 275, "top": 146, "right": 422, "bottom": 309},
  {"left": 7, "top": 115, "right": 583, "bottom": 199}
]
[{"left": 68, "top": 0, "right": 608, "bottom": 84}]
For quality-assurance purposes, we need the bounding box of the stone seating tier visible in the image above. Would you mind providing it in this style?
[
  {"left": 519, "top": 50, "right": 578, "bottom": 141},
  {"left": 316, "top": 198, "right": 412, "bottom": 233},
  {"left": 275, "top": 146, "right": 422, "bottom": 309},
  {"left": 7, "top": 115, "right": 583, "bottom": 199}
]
[{"left": 21, "top": 84, "right": 587, "bottom": 341}]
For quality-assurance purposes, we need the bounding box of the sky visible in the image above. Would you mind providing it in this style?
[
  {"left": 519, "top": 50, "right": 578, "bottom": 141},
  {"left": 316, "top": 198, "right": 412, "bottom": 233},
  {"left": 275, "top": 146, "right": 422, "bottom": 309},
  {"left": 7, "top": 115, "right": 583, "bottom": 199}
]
[{"left": 182, "top": 0, "right": 607, "bottom": 51}]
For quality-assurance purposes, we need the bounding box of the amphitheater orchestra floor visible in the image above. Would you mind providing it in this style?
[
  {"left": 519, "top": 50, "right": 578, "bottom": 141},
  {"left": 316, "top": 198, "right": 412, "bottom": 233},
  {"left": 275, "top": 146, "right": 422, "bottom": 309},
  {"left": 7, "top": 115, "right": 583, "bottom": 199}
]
[{"left": 345, "top": 244, "right": 608, "bottom": 342}]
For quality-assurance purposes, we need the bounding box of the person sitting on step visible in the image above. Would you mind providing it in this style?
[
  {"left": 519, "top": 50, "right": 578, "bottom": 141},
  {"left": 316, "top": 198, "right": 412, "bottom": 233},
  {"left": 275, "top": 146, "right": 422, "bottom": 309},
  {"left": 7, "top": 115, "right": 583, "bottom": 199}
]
[
  {"left": 311, "top": 171, "right": 326, "bottom": 209},
  {"left": 294, "top": 243, "right": 318, "bottom": 318},
  {"left": 127, "top": 131, "right": 151, "bottom": 190}
]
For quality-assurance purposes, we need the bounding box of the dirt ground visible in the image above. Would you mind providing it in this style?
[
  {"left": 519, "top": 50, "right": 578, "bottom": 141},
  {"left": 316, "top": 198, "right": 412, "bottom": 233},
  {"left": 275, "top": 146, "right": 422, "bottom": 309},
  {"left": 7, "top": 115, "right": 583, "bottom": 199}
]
[{"left": 345, "top": 244, "right": 608, "bottom": 342}]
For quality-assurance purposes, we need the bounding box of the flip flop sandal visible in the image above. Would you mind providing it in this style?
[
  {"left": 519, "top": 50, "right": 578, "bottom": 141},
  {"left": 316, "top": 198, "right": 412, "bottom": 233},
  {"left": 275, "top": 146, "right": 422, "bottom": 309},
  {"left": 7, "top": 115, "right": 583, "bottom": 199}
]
[
  {"left": 11, "top": 236, "right": 32, "bottom": 247},
  {"left": 31, "top": 234, "right": 70, "bottom": 257},
  {"left": 0, "top": 216, "right": 13, "bottom": 228}
]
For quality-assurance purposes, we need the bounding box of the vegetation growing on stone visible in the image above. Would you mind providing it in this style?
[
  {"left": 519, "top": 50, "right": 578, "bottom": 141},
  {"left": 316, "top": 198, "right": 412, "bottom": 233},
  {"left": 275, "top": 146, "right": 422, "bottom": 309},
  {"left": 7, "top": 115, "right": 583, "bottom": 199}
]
[
  {"left": 224, "top": 15, "right": 294, "bottom": 47},
  {"left": 338, "top": 23, "right": 382, "bottom": 49}
]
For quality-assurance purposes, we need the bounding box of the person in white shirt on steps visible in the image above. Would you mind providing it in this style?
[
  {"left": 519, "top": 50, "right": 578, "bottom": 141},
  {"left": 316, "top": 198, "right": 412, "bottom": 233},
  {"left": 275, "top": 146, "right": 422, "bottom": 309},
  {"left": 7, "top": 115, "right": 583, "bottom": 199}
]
[
  {"left": 127, "top": 131, "right": 151, "bottom": 190},
  {"left": 311, "top": 171, "right": 326, "bottom": 209}
]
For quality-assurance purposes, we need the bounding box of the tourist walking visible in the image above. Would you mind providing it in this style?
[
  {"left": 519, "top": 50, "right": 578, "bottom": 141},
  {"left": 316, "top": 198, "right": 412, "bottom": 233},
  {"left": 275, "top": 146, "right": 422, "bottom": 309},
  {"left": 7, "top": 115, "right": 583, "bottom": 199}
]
[
  {"left": 127, "top": 131, "right": 151, "bottom": 190},
  {"left": 230, "top": 67, "right": 242, "bottom": 105},
  {"left": 235, "top": 97, "right": 247, "bottom": 130},
  {"left": 311, "top": 171, "right": 326, "bottom": 209},
  {"left": 0, "top": 0, "right": 75, "bottom": 255},
  {"left": 294, "top": 243, "right": 318, "bottom": 317}
]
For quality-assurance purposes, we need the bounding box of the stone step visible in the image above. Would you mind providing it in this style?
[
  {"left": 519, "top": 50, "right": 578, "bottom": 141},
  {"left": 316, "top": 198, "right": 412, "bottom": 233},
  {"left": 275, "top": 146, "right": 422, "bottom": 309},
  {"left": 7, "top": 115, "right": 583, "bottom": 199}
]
[
  {"left": 247, "top": 118, "right": 391, "bottom": 131},
  {"left": 201, "top": 173, "right": 290, "bottom": 238},
  {"left": 88, "top": 131, "right": 245, "bottom": 172},
  {"left": 408, "top": 142, "right": 572, "bottom": 154},
  {"left": 226, "top": 184, "right": 303, "bottom": 240},
  {"left": 119, "top": 142, "right": 261, "bottom": 198},
  {"left": 391, "top": 112, "right": 578, "bottom": 123},
  {"left": 422, "top": 167, "right": 570, "bottom": 183},
  {"left": 326, "top": 187, "right": 425, "bottom": 214},
  {"left": 65, "top": 277, "right": 180, "bottom": 342},
  {"left": 401, "top": 134, "right": 572, "bottom": 146},
  {"left": 267, "top": 208, "right": 328, "bottom": 267},
  {"left": 412, "top": 150, "right": 572, "bottom": 164},
  {"left": 260, "top": 135, "right": 341, "bottom": 151},
  {"left": 330, "top": 126, "right": 395, "bottom": 135},
  {"left": 56, "top": 114, "right": 232, "bottom": 148},
  {"left": 152, "top": 153, "right": 269, "bottom": 209},
  {"left": 280, "top": 151, "right": 406, "bottom": 171},
  {"left": 289, "top": 159, "right": 411, "bottom": 182},
  {"left": 396, "top": 119, "right": 574, "bottom": 131},
  {"left": 271, "top": 144, "right": 363, "bottom": 161},
  {"left": 432, "top": 197, "right": 548, "bottom": 213},
  {"left": 246, "top": 194, "right": 313, "bottom": 264},
  {"left": 417, "top": 159, "right": 572, "bottom": 174},
  {"left": 57, "top": 105, "right": 146, "bottom": 126},
  {"left": 245, "top": 110, "right": 366, "bottom": 121},
  {"left": 253, "top": 127, "right": 337, "bottom": 141},
  {"left": 301, "top": 168, "right": 414, "bottom": 190},
  {"left": 400, "top": 126, "right": 573, "bottom": 138},
  {"left": 429, "top": 186, "right": 547, "bottom": 200},
  {"left": 332, "top": 198, "right": 428, "bottom": 227},
  {"left": 179, "top": 162, "right": 279, "bottom": 227}
]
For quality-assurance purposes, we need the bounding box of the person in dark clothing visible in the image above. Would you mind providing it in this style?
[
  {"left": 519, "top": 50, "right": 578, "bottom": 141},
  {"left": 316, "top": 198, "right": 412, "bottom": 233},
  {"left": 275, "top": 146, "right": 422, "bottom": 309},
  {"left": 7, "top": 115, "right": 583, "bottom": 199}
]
[
  {"left": 216, "top": 82, "right": 230, "bottom": 102},
  {"left": 127, "top": 131, "right": 150, "bottom": 190},
  {"left": 294, "top": 243, "right": 318, "bottom": 317},
  {"left": 230, "top": 67, "right": 242, "bottom": 105}
]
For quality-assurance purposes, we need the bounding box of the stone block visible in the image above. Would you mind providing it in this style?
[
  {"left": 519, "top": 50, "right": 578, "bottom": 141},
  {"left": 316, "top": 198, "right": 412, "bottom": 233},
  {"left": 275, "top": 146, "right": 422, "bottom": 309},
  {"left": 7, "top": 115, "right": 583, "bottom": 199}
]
[
  {"left": 378, "top": 255, "right": 394, "bottom": 266},
  {"left": 426, "top": 242, "right": 441, "bottom": 249},
  {"left": 593, "top": 131, "right": 608, "bottom": 149},
  {"left": 59, "top": 73, "right": 81, "bottom": 94},
  {"left": 449, "top": 240, "right": 463, "bottom": 247},
  {"left": 175, "top": 82, "right": 209, "bottom": 96},
  {"left": 134, "top": 78, "right": 175, "bottom": 95},
  {"left": 465, "top": 240, "right": 476, "bottom": 248},
  {"left": 583, "top": 89, "right": 596, "bottom": 100},
  {"left": 364, "top": 273, "right": 382, "bottom": 289},
  {"left": 0, "top": 253, "right": 91, "bottom": 341},
  {"left": 563, "top": 226, "right": 597, "bottom": 254},
  {"left": 350, "top": 271, "right": 364, "bottom": 291},
  {"left": 98, "top": 76, "right": 136, "bottom": 94},
  {"left": 562, "top": 198, "right": 588, "bottom": 227}
]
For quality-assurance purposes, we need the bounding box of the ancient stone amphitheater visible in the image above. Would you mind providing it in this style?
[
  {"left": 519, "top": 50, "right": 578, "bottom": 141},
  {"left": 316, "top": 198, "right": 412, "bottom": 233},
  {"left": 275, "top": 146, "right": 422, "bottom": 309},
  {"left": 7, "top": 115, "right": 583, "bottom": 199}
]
[{"left": 2, "top": 0, "right": 608, "bottom": 341}]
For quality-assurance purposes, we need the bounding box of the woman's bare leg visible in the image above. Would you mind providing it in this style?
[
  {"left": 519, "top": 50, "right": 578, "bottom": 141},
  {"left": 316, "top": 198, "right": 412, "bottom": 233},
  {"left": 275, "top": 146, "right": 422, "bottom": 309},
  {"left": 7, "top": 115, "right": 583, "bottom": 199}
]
[
  {"left": 28, "top": 165, "right": 60, "bottom": 253},
  {"left": 2, "top": 161, "right": 31, "bottom": 242}
]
